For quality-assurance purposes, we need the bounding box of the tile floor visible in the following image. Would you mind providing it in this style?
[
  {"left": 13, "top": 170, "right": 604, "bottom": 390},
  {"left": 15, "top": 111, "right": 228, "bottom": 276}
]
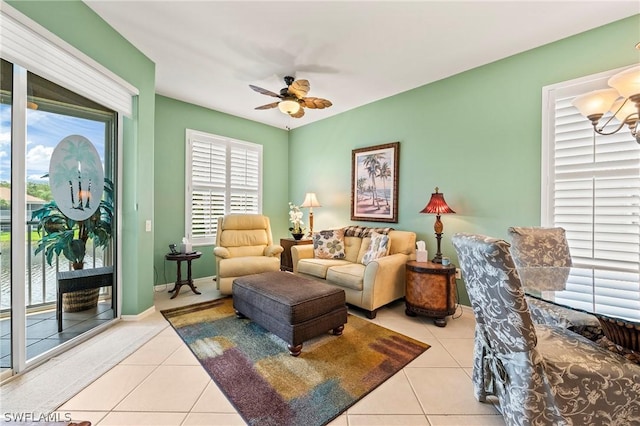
[
  {"left": 54, "top": 278, "right": 505, "bottom": 426},
  {"left": 1, "top": 301, "right": 115, "bottom": 368}
]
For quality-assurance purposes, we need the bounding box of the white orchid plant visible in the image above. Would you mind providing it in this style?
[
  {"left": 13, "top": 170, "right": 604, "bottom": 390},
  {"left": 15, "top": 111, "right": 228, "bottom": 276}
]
[{"left": 288, "top": 202, "right": 305, "bottom": 234}]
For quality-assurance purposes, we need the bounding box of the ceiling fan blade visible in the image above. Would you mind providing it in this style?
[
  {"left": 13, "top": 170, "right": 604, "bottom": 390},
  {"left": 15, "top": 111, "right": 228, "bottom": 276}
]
[
  {"left": 249, "top": 85, "right": 282, "bottom": 98},
  {"left": 290, "top": 107, "right": 305, "bottom": 118},
  {"left": 301, "top": 97, "right": 332, "bottom": 109},
  {"left": 254, "top": 102, "right": 279, "bottom": 110},
  {"left": 288, "top": 79, "right": 310, "bottom": 99}
]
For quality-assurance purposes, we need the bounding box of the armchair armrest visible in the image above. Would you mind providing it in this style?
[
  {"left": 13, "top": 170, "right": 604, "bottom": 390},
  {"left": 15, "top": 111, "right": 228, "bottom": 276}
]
[
  {"left": 264, "top": 244, "right": 284, "bottom": 257},
  {"left": 291, "top": 244, "right": 314, "bottom": 273},
  {"left": 213, "top": 246, "right": 230, "bottom": 259},
  {"left": 361, "top": 253, "right": 409, "bottom": 310}
]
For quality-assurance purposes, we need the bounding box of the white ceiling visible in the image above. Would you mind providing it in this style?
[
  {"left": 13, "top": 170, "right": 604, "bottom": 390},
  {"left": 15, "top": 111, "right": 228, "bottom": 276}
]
[{"left": 84, "top": 1, "right": 639, "bottom": 130}]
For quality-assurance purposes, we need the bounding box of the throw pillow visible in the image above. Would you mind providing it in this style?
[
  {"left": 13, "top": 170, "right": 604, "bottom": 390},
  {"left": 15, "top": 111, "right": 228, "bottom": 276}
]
[
  {"left": 344, "top": 225, "right": 394, "bottom": 238},
  {"left": 361, "top": 231, "right": 390, "bottom": 265},
  {"left": 313, "top": 229, "right": 346, "bottom": 259}
]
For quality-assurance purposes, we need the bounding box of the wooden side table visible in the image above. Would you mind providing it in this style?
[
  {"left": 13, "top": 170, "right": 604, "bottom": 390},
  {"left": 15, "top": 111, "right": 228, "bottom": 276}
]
[
  {"left": 405, "top": 260, "right": 457, "bottom": 327},
  {"left": 280, "top": 238, "right": 313, "bottom": 272},
  {"left": 165, "top": 251, "right": 202, "bottom": 299}
]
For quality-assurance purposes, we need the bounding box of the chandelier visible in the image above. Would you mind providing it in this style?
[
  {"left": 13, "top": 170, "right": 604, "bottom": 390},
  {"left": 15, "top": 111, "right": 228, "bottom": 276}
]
[{"left": 572, "top": 65, "right": 640, "bottom": 144}]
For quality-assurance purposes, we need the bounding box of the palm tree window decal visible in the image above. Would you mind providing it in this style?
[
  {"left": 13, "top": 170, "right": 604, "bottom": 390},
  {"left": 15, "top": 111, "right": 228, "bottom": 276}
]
[
  {"left": 32, "top": 135, "right": 113, "bottom": 271},
  {"left": 50, "top": 135, "right": 104, "bottom": 221},
  {"left": 69, "top": 160, "right": 92, "bottom": 211}
]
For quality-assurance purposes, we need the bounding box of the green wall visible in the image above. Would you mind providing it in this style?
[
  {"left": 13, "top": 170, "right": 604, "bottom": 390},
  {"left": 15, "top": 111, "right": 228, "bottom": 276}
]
[
  {"left": 8, "top": 0, "right": 157, "bottom": 315},
  {"left": 154, "top": 95, "right": 289, "bottom": 284},
  {"left": 289, "top": 15, "right": 640, "bottom": 305},
  {"left": 9, "top": 1, "right": 638, "bottom": 310}
]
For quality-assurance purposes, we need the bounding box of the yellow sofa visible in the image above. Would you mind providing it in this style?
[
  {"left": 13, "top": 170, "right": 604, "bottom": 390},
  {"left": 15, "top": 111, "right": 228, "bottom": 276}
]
[
  {"left": 213, "top": 214, "right": 283, "bottom": 294},
  {"left": 291, "top": 228, "right": 416, "bottom": 318}
]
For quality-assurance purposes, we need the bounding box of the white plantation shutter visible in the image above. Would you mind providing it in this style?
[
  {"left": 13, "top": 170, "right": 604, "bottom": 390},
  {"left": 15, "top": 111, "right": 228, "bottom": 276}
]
[
  {"left": 542, "top": 67, "right": 640, "bottom": 317},
  {"left": 186, "top": 130, "right": 262, "bottom": 245},
  {"left": 229, "top": 146, "right": 260, "bottom": 213}
]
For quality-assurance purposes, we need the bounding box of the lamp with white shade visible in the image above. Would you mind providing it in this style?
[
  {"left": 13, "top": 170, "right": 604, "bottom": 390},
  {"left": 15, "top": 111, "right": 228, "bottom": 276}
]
[{"left": 301, "top": 192, "right": 321, "bottom": 237}]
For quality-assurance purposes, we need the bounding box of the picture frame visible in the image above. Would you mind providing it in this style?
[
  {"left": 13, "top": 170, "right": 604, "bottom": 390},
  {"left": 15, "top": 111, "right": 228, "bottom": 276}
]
[{"left": 351, "top": 142, "right": 399, "bottom": 223}]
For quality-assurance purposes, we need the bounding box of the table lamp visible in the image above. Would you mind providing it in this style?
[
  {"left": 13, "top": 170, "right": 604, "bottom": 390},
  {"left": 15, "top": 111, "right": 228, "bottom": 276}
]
[
  {"left": 420, "top": 187, "right": 455, "bottom": 263},
  {"left": 301, "top": 192, "right": 321, "bottom": 237}
]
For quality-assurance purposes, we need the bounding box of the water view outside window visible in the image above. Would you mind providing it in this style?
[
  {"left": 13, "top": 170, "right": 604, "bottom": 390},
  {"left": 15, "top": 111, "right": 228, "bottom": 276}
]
[{"left": 0, "top": 104, "right": 107, "bottom": 309}]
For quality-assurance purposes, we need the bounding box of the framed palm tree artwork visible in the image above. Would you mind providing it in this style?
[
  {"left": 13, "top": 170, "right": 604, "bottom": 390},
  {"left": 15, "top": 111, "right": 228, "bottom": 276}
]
[{"left": 351, "top": 142, "right": 399, "bottom": 223}]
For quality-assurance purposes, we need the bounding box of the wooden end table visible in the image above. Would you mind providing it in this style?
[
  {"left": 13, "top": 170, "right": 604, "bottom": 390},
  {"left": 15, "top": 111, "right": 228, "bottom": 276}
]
[
  {"left": 405, "top": 260, "right": 457, "bottom": 327},
  {"left": 165, "top": 251, "right": 202, "bottom": 299},
  {"left": 280, "top": 238, "right": 313, "bottom": 272}
]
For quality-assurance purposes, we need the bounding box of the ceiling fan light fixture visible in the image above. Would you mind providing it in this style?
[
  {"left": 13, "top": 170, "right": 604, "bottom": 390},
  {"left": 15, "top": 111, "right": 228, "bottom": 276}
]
[
  {"left": 278, "top": 99, "right": 300, "bottom": 115},
  {"left": 250, "top": 77, "right": 331, "bottom": 119}
]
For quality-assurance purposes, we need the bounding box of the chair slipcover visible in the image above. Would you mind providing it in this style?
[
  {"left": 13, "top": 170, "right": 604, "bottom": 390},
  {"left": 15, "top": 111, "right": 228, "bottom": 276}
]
[
  {"left": 507, "top": 226, "right": 572, "bottom": 268},
  {"left": 508, "top": 226, "right": 602, "bottom": 340},
  {"left": 213, "top": 214, "right": 283, "bottom": 294},
  {"left": 452, "top": 233, "right": 640, "bottom": 426}
]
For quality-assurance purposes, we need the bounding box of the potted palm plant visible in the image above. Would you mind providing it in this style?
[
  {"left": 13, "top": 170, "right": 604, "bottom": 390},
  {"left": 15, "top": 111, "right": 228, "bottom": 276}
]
[{"left": 31, "top": 178, "right": 114, "bottom": 312}]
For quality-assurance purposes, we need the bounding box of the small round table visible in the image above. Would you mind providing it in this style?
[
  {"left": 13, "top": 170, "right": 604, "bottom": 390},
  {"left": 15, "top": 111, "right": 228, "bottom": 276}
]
[
  {"left": 405, "top": 260, "right": 457, "bottom": 327},
  {"left": 165, "top": 251, "right": 202, "bottom": 299}
]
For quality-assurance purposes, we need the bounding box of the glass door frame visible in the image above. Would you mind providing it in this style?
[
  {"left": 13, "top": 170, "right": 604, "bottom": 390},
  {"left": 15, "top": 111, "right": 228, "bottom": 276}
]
[
  {"left": 10, "top": 64, "right": 28, "bottom": 374},
  {"left": 6, "top": 63, "right": 123, "bottom": 376}
]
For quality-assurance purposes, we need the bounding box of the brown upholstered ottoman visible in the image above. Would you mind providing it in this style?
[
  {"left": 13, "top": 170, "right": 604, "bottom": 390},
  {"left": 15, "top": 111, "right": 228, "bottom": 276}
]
[{"left": 232, "top": 271, "right": 347, "bottom": 356}]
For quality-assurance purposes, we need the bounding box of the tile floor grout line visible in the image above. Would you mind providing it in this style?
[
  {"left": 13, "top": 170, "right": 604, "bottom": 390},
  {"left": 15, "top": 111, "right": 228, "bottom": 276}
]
[{"left": 401, "top": 366, "right": 430, "bottom": 421}]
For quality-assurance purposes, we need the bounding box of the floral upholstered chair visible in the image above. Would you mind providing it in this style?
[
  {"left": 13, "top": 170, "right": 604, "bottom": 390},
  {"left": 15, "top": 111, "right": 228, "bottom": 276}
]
[
  {"left": 452, "top": 233, "right": 640, "bottom": 426},
  {"left": 507, "top": 226, "right": 572, "bottom": 268},
  {"left": 507, "top": 226, "right": 602, "bottom": 341}
]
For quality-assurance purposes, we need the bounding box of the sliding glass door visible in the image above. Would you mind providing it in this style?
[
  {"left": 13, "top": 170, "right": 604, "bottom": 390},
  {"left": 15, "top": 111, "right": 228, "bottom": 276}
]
[{"left": 0, "top": 59, "right": 118, "bottom": 372}]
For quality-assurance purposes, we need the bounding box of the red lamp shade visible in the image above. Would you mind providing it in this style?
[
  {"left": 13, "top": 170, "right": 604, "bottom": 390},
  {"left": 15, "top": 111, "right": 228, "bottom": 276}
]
[
  {"left": 420, "top": 189, "right": 455, "bottom": 215},
  {"left": 420, "top": 187, "right": 455, "bottom": 263}
]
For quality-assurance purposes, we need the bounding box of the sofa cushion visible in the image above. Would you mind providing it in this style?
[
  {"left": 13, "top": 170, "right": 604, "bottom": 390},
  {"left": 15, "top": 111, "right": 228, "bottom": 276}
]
[
  {"left": 356, "top": 237, "right": 372, "bottom": 264},
  {"left": 298, "top": 258, "right": 351, "bottom": 279},
  {"left": 361, "top": 231, "right": 390, "bottom": 265},
  {"left": 326, "top": 263, "right": 365, "bottom": 291},
  {"left": 344, "top": 236, "right": 363, "bottom": 263},
  {"left": 389, "top": 230, "right": 416, "bottom": 256},
  {"left": 313, "top": 229, "right": 346, "bottom": 259}
]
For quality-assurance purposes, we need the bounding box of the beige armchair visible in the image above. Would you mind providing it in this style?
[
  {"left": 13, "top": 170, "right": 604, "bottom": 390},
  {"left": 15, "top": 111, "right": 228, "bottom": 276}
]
[{"left": 213, "top": 214, "right": 283, "bottom": 294}]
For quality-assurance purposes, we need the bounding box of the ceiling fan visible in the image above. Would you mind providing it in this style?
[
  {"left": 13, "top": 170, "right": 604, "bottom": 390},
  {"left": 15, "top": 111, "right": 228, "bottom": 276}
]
[{"left": 249, "top": 76, "right": 332, "bottom": 118}]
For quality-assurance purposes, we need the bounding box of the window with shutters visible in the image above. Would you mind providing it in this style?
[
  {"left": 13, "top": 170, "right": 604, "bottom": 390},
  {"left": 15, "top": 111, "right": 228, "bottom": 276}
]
[
  {"left": 541, "top": 66, "right": 640, "bottom": 318},
  {"left": 185, "top": 129, "right": 262, "bottom": 245}
]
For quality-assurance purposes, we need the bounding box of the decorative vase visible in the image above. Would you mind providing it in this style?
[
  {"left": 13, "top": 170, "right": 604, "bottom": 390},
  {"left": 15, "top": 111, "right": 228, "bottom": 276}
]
[{"left": 291, "top": 232, "right": 304, "bottom": 241}]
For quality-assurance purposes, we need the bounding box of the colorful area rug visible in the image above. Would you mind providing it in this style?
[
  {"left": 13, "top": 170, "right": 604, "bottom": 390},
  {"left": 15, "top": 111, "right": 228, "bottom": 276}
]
[{"left": 161, "top": 297, "right": 429, "bottom": 426}]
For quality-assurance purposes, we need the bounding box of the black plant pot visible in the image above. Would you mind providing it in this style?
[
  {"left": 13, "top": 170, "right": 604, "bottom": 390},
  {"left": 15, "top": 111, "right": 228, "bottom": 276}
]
[{"left": 291, "top": 233, "right": 304, "bottom": 240}]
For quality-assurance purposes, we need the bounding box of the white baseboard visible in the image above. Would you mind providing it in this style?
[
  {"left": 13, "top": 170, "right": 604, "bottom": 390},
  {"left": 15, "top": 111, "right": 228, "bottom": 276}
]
[{"left": 121, "top": 305, "right": 156, "bottom": 321}]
